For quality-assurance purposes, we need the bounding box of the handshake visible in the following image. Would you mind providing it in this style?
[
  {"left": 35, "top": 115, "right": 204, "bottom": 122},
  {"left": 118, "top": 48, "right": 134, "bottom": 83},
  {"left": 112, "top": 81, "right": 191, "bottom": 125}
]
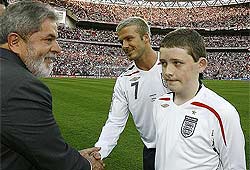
[{"left": 79, "top": 147, "right": 105, "bottom": 170}]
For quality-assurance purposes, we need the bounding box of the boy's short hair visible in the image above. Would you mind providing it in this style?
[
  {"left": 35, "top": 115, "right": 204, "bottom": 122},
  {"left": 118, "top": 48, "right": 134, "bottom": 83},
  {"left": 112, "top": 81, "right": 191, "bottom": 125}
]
[{"left": 160, "top": 28, "right": 206, "bottom": 62}]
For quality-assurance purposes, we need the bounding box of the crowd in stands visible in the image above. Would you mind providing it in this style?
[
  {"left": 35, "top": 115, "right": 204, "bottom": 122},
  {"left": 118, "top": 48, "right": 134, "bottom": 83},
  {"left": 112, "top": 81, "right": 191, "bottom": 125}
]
[
  {"left": 40, "top": 0, "right": 249, "bottom": 29},
  {"left": 53, "top": 41, "right": 249, "bottom": 80},
  {"left": 53, "top": 42, "right": 130, "bottom": 77},
  {"left": 152, "top": 33, "right": 249, "bottom": 48},
  {"left": 205, "top": 52, "right": 249, "bottom": 80},
  {"left": 58, "top": 26, "right": 249, "bottom": 48},
  {"left": 34, "top": 0, "right": 250, "bottom": 80},
  {"left": 58, "top": 26, "right": 118, "bottom": 44}
]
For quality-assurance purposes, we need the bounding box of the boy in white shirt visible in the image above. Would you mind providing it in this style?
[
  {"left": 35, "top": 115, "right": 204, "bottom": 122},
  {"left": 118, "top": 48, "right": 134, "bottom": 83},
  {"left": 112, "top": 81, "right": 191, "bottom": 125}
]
[{"left": 153, "top": 28, "right": 246, "bottom": 170}]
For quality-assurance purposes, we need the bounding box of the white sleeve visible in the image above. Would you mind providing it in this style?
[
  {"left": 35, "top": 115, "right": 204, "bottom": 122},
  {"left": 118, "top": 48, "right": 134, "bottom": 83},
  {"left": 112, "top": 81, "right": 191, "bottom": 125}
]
[
  {"left": 152, "top": 99, "right": 158, "bottom": 139},
  {"left": 95, "top": 77, "right": 129, "bottom": 159},
  {"left": 218, "top": 106, "right": 246, "bottom": 170}
]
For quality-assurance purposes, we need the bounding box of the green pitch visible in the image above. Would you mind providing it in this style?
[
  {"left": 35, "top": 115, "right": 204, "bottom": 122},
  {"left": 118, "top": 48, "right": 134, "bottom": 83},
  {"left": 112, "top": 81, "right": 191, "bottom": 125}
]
[{"left": 42, "top": 78, "right": 249, "bottom": 170}]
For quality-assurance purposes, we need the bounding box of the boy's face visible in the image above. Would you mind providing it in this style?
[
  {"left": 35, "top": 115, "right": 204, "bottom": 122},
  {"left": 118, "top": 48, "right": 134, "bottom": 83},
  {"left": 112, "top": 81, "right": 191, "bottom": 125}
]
[{"left": 160, "top": 47, "right": 206, "bottom": 94}]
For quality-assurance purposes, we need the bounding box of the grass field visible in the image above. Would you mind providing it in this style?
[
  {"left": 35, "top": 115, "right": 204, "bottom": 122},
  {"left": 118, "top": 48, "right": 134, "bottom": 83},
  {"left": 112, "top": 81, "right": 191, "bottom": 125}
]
[{"left": 42, "top": 78, "right": 249, "bottom": 170}]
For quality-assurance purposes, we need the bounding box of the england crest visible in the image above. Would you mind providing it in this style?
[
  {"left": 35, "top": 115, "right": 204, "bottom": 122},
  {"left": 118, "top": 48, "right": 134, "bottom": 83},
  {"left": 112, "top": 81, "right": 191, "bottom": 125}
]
[{"left": 181, "top": 115, "right": 198, "bottom": 138}]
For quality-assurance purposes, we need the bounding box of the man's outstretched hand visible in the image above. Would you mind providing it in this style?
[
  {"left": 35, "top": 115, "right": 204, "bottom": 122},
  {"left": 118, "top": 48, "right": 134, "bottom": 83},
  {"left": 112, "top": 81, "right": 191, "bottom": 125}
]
[{"left": 79, "top": 147, "right": 105, "bottom": 170}]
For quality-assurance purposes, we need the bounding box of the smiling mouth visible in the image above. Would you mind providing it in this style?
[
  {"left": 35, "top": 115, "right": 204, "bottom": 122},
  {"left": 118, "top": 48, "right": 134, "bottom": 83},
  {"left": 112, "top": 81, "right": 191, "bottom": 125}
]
[
  {"left": 124, "top": 48, "right": 134, "bottom": 55},
  {"left": 167, "top": 80, "right": 177, "bottom": 83},
  {"left": 45, "top": 56, "right": 56, "bottom": 62},
  {"left": 125, "top": 50, "right": 132, "bottom": 55},
  {"left": 128, "top": 53, "right": 133, "bottom": 57}
]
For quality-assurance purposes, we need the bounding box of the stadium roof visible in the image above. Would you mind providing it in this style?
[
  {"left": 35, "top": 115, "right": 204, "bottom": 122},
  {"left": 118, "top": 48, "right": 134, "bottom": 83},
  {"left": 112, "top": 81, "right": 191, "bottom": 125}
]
[{"left": 83, "top": 0, "right": 250, "bottom": 7}]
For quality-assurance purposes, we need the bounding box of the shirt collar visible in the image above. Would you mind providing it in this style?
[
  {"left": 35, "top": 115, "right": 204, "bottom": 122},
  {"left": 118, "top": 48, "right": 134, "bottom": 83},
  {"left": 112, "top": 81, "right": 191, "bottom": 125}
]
[{"left": 0, "top": 47, "right": 27, "bottom": 69}]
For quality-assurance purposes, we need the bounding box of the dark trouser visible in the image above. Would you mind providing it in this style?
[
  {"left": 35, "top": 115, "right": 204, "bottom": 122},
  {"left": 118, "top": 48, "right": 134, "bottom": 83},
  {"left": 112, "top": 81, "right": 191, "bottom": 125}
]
[{"left": 143, "top": 145, "right": 156, "bottom": 170}]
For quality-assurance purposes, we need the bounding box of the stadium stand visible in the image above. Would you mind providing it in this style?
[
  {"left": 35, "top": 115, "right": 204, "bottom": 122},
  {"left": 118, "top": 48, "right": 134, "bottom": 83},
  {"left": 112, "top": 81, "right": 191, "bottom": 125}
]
[
  {"left": 53, "top": 42, "right": 130, "bottom": 78},
  {"left": 54, "top": 40, "right": 249, "bottom": 80},
  {"left": 57, "top": 25, "right": 249, "bottom": 48},
  {"left": 20, "top": 0, "right": 249, "bottom": 80},
  {"left": 40, "top": 0, "right": 249, "bottom": 29}
]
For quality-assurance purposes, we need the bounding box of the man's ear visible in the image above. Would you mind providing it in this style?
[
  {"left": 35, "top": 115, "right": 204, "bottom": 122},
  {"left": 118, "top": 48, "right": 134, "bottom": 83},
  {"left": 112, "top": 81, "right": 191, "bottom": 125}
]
[
  {"left": 142, "top": 33, "right": 150, "bottom": 43},
  {"left": 7, "top": 33, "right": 24, "bottom": 54},
  {"left": 198, "top": 57, "right": 208, "bottom": 73}
]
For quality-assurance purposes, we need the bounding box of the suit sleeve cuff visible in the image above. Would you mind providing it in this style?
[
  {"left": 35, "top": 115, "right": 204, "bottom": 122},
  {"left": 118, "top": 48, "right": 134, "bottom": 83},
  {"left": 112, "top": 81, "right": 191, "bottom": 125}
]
[{"left": 87, "top": 159, "right": 92, "bottom": 170}]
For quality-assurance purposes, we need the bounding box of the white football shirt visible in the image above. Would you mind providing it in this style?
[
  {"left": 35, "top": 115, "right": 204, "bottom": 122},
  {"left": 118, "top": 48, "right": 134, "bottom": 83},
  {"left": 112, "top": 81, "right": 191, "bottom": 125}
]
[
  {"left": 95, "top": 55, "right": 170, "bottom": 159},
  {"left": 153, "top": 85, "right": 246, "bottom": 170}
]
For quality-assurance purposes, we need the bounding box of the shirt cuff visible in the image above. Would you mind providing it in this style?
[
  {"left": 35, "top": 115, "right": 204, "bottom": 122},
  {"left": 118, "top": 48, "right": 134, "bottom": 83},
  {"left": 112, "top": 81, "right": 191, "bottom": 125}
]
[{"left": 87, "top": 159, "right": 92, "bottom": 170}]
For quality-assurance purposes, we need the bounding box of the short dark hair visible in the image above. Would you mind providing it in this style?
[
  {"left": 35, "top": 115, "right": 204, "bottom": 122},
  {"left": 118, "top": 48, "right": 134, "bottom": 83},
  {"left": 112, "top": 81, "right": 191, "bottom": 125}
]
[{"left": 160, "top": 28, "right": 206, "bottom": 62}]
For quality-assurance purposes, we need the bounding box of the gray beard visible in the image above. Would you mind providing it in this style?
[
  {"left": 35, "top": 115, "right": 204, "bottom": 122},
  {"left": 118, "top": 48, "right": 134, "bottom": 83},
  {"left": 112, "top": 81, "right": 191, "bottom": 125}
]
[{"left": 22, "top": 46, "right": 53, "bottom": 77}]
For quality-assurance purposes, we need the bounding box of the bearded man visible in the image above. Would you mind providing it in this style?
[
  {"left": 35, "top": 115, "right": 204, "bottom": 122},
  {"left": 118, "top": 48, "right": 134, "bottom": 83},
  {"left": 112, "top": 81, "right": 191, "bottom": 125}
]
[{"left": 0, "top": 1, "right": 104, "bottom": 170}]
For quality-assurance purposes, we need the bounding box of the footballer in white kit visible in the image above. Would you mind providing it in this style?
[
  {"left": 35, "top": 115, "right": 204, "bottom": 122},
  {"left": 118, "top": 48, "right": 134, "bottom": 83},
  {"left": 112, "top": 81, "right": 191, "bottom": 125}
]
[
  {"left": 153, "top": 85, "right": 246, "bottom": 170},
  {"left": 95, "top": 55, "right": 170, "bottom": 159}
]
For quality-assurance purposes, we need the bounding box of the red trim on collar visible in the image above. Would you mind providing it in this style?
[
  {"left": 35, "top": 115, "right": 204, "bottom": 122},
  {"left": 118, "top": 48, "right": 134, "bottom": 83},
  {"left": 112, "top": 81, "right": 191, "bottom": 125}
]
[
  {"left": 191, "top": 101, "right": 227, "bottom": 146},
  {"left": 159, "top": 97, "right": 170, "bottom": 101}
]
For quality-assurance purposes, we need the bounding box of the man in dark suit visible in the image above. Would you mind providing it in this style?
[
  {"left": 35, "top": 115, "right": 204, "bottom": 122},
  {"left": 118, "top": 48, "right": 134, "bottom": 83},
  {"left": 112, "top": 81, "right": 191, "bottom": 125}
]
[{"left": 0, "top": 1, "right": 104, "bottom": 170}]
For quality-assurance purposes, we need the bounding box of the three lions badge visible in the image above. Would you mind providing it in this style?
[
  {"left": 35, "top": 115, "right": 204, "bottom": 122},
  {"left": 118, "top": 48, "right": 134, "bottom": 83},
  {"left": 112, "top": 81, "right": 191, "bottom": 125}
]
[{"left": 181, "top": 115, "right": 198, "bottom": 138}]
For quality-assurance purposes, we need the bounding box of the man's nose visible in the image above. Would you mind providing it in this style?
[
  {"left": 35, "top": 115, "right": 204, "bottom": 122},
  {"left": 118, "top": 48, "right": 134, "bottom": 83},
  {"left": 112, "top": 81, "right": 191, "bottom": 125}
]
[
  {"left": 51, "top": 40, "right": 62, "bottom": 54},
  {"left": 122, "top": 40, "right": 129, "bottom": 49}
]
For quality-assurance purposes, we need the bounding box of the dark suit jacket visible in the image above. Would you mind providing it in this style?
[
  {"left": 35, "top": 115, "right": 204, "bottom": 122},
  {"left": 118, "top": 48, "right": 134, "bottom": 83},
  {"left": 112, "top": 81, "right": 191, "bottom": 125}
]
[{"left": 0, "top": 48, "right": 91, "bottom": 170}]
